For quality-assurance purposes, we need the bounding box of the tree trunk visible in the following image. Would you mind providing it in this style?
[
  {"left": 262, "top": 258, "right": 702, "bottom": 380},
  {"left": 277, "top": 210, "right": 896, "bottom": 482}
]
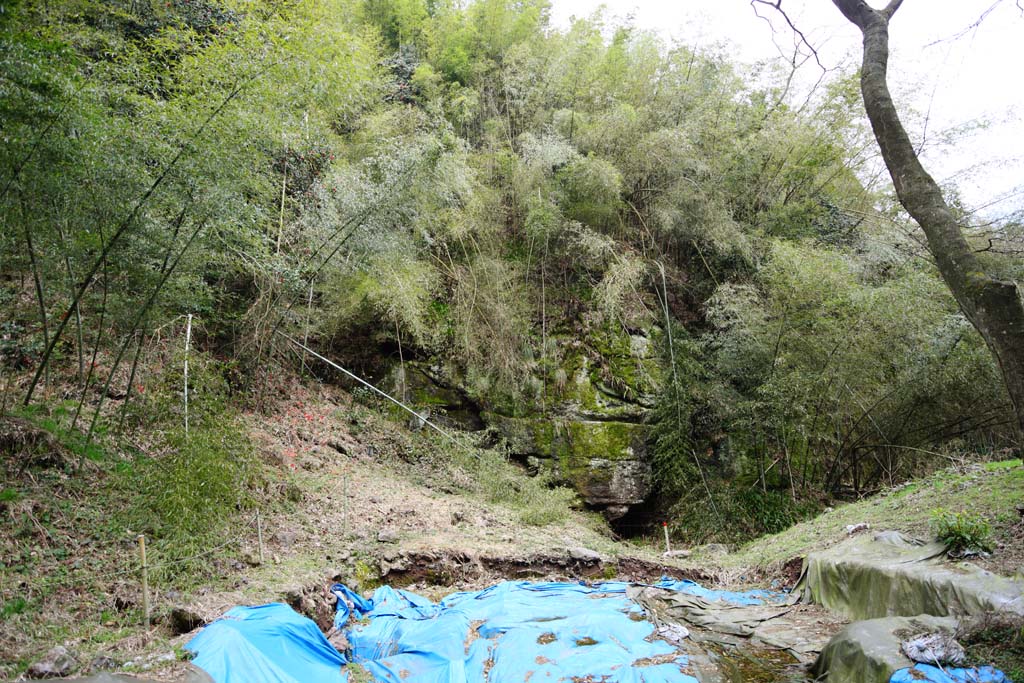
[{"left": 833, "top": 0, "right": 1024, "bottom": 438}]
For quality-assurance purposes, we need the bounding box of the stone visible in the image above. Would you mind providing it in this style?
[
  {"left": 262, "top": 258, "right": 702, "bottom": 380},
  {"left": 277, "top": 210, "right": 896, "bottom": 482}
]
[
  {"left": 845, "top": 522, "right": 870, "bottom": 535},
  {"left": 602, "top": 505, "right": 629, "bottom": 521},
  {"left": 484, "top": 414, "right": 652, "bottom": 511},
  {"left": 326, "top": 437, "right": 349, "bottom": 455},
  {"left": 87, "top": 655, "right": 117, "bottom": 673},
  {"left": 27, "top": 646, "right": 78, "bottom": 679},
  {"left": 274, "top": 530, "right": 298, "bottom": 548},
  {"left": 663, "top": 549, "right": 692, "bottom": 558},
  {"left": 169, "top": 607, "right": 206, "bottom": 635},
  {"left": 377, "top": 529, "right": 399, "bottom": 544},
  {"left": 283, "top": 585, "right": 331, "bottom": 628},
  {"left": 568, "top": 547, "right": 602, "bottom": 563}
]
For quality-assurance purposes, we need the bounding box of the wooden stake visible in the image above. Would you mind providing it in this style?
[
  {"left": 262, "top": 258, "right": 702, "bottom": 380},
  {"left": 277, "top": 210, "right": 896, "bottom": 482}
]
[
  {"left": 184, "top": 314, "right": 192, "bottom": 438},
  {"left": 662, "top": 522, "right": 672, "bottom": 555},
  {"left": 256, "top": 509, "right": 265, "bottom": 565},
  {"left": 138, "top": 534, "right": 150, "bottom": 626}
]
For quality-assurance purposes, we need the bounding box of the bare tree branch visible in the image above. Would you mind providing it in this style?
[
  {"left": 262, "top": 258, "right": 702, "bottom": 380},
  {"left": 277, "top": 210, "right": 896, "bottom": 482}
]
[
  {"left": 881, "top": 0, "right": 905, "bottom": 21},
  {"left": 750, "top": 0, "right": 826, "bottom": 71},
  {"left": 926, "top": 0, "right": 1018, "bottom": 46}
]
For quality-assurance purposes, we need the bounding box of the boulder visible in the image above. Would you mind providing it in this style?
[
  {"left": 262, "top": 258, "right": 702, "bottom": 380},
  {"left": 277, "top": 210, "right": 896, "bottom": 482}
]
[
  {"left": 801, "top": 530, "right": 1024, "bottom": 620},
  {"left": 377, "top": 529, "right": 399, "bottom": 544},
  {"left": 27, "top": 646, "right": 78, "bottom": 679},
  {"left": 568, "top": 547, "right": 602, "bottom": 563},
  {"left": 87, "top": 656, "right": 117, "bottom": 673},
  {"left": 812, "top": 615, "right": 957, "bottom": 683},
  {"left": 484, "top": 414, "right": 652, "bottom": 512}
]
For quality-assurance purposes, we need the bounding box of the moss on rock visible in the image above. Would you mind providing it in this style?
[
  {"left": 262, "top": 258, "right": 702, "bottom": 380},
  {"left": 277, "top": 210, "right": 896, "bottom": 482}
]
[{"left": 484, "top": 414, "right": 652, "bottom": 507}]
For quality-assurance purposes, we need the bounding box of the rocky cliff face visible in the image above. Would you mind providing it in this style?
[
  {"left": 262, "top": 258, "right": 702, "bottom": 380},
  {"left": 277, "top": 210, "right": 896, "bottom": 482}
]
[
  {"left": 490, "top": 329, "right": 659, "bottom": 519},
  {"left": 383, "top": 327, "right": 661, "bottom": 520},
  {"left": 392, "top": 327, "right": 662, "bottom": 520},
  {"left": 484, "top": 413, "right": 650, "bottom": 520}
]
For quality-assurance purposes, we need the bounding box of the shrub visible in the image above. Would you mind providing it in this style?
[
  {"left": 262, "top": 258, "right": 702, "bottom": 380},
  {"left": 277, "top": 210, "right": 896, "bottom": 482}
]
[
  {"left": 931, "top": 508, "right": 994, "bottom": 555},
  {"left": 123, "top": 418, "right": 258, "bottom": 577},
  {"left": 667, "top": 485, "right": 821, "bottom": 545}
]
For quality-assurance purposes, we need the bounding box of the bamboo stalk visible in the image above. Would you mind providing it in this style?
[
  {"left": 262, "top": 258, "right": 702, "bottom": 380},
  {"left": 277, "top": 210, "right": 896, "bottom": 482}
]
[
  {"left": 24, "top": 64, "right": 279, "bottom": 406},
  {"left": 87, "top": 217, "right": 202, "bottom": 444}
]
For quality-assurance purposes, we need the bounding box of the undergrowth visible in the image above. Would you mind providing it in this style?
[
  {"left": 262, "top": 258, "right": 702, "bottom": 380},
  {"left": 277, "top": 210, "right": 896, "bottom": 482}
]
[
  {"left": 120, "top": 419, "right": 260, "bottom": 580},
  {"left": 960, "top": 614, "right": 1024, "bottom": 681},
  {"left": 667, "top": 486, "right": 822, "bottom": 546},
  {"left": 353, "top": 388, "right": 580, "bottom": 527},
  {"left": 419, "top": 433, "right": 579, "bottom": 527}
]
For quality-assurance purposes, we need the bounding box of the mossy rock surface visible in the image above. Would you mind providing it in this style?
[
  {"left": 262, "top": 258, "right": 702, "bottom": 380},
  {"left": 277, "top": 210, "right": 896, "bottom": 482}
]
[{"left": 485, "top": 413, "right": 652, "bottom": 507}]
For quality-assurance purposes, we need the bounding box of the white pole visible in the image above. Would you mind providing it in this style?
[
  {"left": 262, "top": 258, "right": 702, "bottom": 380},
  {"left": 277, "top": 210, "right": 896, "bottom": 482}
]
[
  {"left": 184, "top": 314, "right": 192, "bottom": 438},
  {"left": 257, "top": 509, "right": 265, "bottom": 565}
]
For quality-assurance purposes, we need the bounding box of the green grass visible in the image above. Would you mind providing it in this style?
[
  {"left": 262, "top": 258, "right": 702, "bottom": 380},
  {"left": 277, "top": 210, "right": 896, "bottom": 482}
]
[
  {"left": 721, "top": 460, "right": 1023, "bottom": 570},
  {"left": 1, "top": 598, "right": 29, "bottom": 619}
]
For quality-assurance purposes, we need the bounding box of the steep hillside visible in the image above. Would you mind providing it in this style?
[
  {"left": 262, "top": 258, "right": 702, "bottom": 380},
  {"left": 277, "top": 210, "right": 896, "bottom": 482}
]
[{"left": 2, "top": 0, "right": 1019, "bottom": 555}]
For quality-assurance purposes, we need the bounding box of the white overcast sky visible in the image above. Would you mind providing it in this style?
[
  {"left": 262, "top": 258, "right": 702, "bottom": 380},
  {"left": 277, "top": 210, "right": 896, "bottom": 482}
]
[{"left": 548, "top": 0, "right": 1024, "bottom": 216}]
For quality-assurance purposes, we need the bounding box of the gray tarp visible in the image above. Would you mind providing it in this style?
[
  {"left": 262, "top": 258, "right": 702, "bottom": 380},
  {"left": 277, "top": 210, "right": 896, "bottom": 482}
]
[
  {"left": 629, "top": 586, "right": 839, "bottom": 665},
  {"left": 800, "top": 531, "right": 1024, "bottom": 620},
  {"left": 811, "top": 615, "right": 958, "bottom": 683}
]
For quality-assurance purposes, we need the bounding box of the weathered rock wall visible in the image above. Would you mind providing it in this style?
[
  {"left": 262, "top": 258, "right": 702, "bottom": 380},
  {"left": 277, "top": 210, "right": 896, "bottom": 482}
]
[{"left": 385, "top": 327, "right": 663, "bottom": 519}]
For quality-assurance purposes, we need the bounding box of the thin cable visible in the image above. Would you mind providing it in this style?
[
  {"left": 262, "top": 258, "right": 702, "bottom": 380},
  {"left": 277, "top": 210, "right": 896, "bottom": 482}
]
[{"left": 276, "top": 332, "right": 466, "bottom": 450}]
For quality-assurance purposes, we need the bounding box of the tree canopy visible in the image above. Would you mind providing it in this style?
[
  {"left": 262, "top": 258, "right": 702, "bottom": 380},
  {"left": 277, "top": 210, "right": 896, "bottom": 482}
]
[{"left": 1, "top": 0, "right": 1019, "bottom": 542}]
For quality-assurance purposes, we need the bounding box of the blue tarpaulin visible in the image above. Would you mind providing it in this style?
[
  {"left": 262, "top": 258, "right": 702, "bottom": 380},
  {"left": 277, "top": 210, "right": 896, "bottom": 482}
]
[
  {"left": 187, "top": 580, "right": 712, "bottom": 683},
  {"left": 185, "top": 603, "right": 346, "bottom": 683},
  {"left": 336, "top": 580, "right": 698, "bottom": 683},
  {"left": 189, "top": 578, "right": 1009, "bottom": 683},
  {"left": 890, "top": 664, "right": 1009, "bottom": 683}
]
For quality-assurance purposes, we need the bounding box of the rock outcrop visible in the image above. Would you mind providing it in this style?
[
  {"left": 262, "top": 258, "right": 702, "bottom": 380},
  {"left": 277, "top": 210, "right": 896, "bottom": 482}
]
[
  {"left": 381, "top": 326, "right": 661, "bottom": 519},
  {"left": 483, "top": 328, "right": 660, "bottom": 519}
]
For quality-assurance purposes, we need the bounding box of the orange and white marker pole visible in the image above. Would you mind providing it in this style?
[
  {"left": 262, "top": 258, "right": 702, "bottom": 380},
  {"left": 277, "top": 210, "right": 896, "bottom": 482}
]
[{"left": 662, "top": 521, "right": 671, "bottom": 554}]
